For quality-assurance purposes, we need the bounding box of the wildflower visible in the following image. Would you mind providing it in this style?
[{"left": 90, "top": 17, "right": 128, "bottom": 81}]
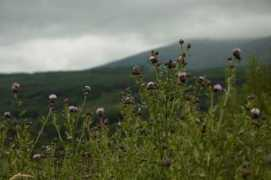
[
  {"left": 165, "top": 60, "right": 176, "bottom": 69},
  {"left": 198, "top": 76, "right": 206, "bottom": 83},
  {"left": 177, "top": 55, "right": 187, "bottom": 66},
  {"left": 132, "top": 65, "right": 142, "bottom": 76},
  {"left": 179, "top": 39, "right": 184, "bottom": 46},
  {"left": 178, "top": 72, "right": 188, "bottom": 83},
  {"left": 11, "top": 82, "right": 21, "bottom": 95},
  {"left": 4, "top": 112, "right": 11, "bottom": 119},
  {"left": 149, "top": 50, "right": 159, "bottom": 64},
  {"left": 122, "top": 96, "right": 135, "bottom": 105},
  {"left": 146, "top": 81, "right": 157, "bottom": 90},
  {"left": 96, "top": 107, "right": 105, "bottom": 117},
  {"left": 213, "top": 84, "right": 223, "bottom": 92},
  {"left": 68, "top": 105, "right": 79, "bottom": 113},
  {"left": 187, "top": 43, "right": 191, "bottom": 49},
  {"left": 48, "top": 94, "right": 57, "bottom": 110},
  {"left": 250, "top": 108, "right": 261, "bottom": 119},
  {"left": 32, "top": 153, "right": 42, "bottom": 160},
  {"left": 233, "top": 48, "right": 241, "bottom": 60},
  {"left": 83, "top": 85, "right": 91, "bottom": 96},
  {"left": 48, "top": 94, "right": 57, "bottom": 103}
]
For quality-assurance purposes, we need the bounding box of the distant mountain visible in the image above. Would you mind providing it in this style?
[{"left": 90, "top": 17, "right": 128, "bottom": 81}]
[{"left": 106, "top": 37, "right": 271, "bottom": 70}]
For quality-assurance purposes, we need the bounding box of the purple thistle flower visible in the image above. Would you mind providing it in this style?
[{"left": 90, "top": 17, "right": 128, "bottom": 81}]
[
  {"left": 4, "top": 112, "right": 11, "bottom": 119},
  {"left": 250, "top": 108, "right": 261, "bottom": 119},
  {"left": 96, "top": 107, "right": 105, "bottom": 117},
  {"left": 213, "top": 84, "right": 223, "bottom": 92},
  {"left": 48, "top": 94, "right": 57, "bottom": 102},
  {"left": 11, "top": 82, "right": 21, "bottom": 94},
  {"left": 178, "top": 72, "right": 188, "bottom": 83},
  {"left": 83, "top": 85, "right": 91, "bottom": 96},
  {"left": 132, "top": 65, "right": 142, "bottom": 76},
  {"left": 146, "top": 81, "right": 157, "bottom": 90},
  {"left": 68, "top": 105, "right": 79, "bottom": 113},
  {"left": 232, "top": 48, "right": 241, "bottom": 60}
]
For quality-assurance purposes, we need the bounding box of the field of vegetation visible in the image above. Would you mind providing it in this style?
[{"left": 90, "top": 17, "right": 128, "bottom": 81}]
[{"left": 0, "top": 40, "right": 271, "bottom": 179}]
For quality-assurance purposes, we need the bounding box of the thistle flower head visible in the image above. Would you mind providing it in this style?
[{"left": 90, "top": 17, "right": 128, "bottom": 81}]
[
  {"left": 178, "top": 72, "right": 188, "bottom": 83},
  {"left": 232, "top": 48, "right": 241, "bottom": 60},
  {"left": 213, "top": 84, "right": 223, "bottom": 92},
  {"left": 146, "top": 81, "right": 157, "bottom": 90},
  {"left": 187, "top": 43, "right": 191, "bottom": 49},
  {"left": 165, "top": 60, "right": 176, "bottom": 69},
  {"left": 177, "top": 55, "right": 187, "bottom": 66},
  {"left": 96, "top": 107, "right": 105, "bottom": 117},
  {"left": 250, "top": 108, "right": 261, "bottom": 119},
  {"left": 4, "top": 112, "right": 11, "bottom": 119},
  {"left": 149, "top": 50, "right": 159, "bottom": 64},
  {"left": 83, "top": 85, "right": 91, "bottom": 95},
  {"left": 68, "top": 105, "right": 79, "bottom": 113},
  {"left": 32, "top": 153, "right": 42, "bottom": 160},
  {"left": 11, "top": 82, "right": 21, "bottom": 94},
  {"left": 122, "top": 96, "right": 135, "bottom": 105},
  {"left": 179, "top": 39, "right": 184, "bottom": 46},
  {"left": 199, "top": 76, "right": 206, "bottom": 81},
  {"left": 48, "top": 94, "right": 57, "bottom": 102},
  {"left": 132, "top": 65, "right": 142, "bottom": 76}
]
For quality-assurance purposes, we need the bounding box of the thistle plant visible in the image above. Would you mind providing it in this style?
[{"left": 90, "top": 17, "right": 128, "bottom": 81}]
[{"left": 0, "top": 39, "right": 270, "bottom": 179}]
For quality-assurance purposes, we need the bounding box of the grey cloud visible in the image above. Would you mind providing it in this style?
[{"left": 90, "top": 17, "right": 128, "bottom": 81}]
[{"left": 0, "top": 0, "right": 270, "bottom": 72}]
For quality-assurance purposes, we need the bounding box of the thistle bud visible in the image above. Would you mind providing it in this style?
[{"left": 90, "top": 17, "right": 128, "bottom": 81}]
[
  {"left": 146, "top": 81, "right": 157, "bottom": 90},
  {"left": 187, "top": 43, "right": 191, "bottom": 49},
  {"left": 178, "top": 72, "right": 188, "bottom": 83},
  {"left": 132, "top": 65, "right": 142, "bottom": 76},
  {"left": 232, "top": 48, "right": 241, "bottom": 60},
  {"left": 179, "top": 39, "right": 184, "bottom": 46},
  {"left": 68, "top": 105, "right": 79, "bottom": 113},
  {"left": 213, "top": 84, "right": 223, "bottom": 92},
  {"left": 11, "top": 82, "right": 21, "bottom": 95},
  {"left": 250, "top": 108, "right": 261, "bottom": 119}
]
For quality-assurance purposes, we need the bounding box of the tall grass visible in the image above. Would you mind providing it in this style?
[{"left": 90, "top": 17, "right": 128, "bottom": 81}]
[{"left": 0, "top": 40, "right": 271, "bottom": 179}]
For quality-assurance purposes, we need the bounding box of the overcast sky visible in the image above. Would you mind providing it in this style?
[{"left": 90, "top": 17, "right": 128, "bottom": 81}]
[{"left": 0, "top": 0, "right": 270, "bottom": 73}]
